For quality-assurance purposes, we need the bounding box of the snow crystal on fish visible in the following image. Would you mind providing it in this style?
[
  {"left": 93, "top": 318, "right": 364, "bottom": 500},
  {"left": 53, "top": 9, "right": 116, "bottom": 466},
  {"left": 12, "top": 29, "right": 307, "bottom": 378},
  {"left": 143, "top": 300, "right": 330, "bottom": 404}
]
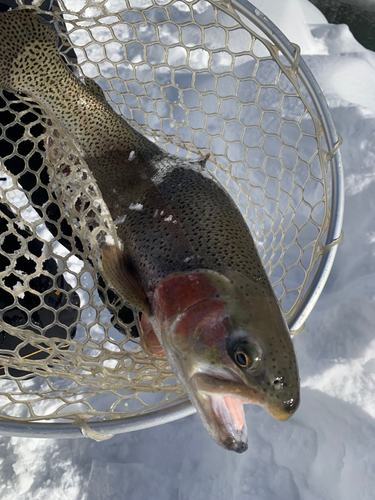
[
  {"left": 129, "top": 203, "right": 143, "bottom": 211},
  {"left": 114, "top": 214, "right": 127, "bottom": 225}
]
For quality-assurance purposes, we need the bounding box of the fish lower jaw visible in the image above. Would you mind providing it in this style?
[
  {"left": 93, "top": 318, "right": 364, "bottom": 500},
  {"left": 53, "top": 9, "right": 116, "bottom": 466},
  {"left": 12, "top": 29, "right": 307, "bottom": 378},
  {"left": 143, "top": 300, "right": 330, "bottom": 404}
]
[{"left": 207, "top": 394, "right": 248, "bottom": 453}]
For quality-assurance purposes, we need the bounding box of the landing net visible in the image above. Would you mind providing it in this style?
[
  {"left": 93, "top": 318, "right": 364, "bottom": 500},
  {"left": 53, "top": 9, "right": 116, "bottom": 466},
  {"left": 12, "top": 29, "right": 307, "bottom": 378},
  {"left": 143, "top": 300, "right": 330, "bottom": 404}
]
[{"left": 0, "top": 0, "right": 343, "bottom": 438}]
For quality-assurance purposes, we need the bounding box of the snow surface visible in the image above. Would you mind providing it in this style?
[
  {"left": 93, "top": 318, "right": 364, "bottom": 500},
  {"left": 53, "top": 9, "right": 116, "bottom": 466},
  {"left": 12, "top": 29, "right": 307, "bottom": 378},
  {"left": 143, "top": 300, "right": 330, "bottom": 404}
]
[{"left": 2, "top": 1, "right": 375, "bottom": 499}]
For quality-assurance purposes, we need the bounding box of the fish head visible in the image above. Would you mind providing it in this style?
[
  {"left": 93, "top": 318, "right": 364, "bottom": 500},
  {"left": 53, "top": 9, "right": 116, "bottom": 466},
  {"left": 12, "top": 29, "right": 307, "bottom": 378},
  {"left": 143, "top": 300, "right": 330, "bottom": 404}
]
[{"left": 152, "top": 269, "right": 300, "bottom": 453}]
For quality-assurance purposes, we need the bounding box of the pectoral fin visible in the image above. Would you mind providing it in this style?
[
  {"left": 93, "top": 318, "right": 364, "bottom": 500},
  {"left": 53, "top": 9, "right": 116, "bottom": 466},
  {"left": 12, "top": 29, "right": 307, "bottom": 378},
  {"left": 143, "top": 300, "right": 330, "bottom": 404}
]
[
  {"left": 140, "top": 314, "right": 165, "bottom": 358},
  {"left": 101, "top": 244, "right": 150, "bottom": 316}
]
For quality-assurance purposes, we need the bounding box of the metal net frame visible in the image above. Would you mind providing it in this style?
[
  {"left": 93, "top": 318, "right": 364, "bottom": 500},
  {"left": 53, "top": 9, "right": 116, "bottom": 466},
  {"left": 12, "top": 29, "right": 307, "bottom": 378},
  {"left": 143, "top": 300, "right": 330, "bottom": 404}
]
[{"left": 0, "top": 0, "right": 344, "bottom": 439}]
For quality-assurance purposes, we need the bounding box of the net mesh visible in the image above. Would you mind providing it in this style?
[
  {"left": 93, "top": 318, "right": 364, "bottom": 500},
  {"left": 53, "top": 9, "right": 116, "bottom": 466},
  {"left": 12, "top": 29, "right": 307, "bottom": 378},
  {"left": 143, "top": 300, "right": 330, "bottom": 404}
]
[{"left": 0, "top": 0, "right": 334, "bottom": 432}]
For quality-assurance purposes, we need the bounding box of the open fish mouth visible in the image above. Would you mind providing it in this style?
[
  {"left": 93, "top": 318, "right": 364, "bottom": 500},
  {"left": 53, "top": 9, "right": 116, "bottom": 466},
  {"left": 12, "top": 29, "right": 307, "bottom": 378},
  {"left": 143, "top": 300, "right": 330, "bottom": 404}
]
[
  {"left": 209, "top": 394, "right": 248, "bottom": 453},
  {"left": 189, "top": 370, "right": 298, "bottom": 452},
  {"left": 190, "top": 372, "right": 262, "bottom": 453}
]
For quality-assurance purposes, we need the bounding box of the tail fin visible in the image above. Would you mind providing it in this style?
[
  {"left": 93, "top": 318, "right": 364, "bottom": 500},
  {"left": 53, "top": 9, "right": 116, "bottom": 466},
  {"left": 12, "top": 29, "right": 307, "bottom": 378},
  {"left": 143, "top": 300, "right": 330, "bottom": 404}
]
[{"left": 0, "top": 10, "right": 58, "bottom": 93}]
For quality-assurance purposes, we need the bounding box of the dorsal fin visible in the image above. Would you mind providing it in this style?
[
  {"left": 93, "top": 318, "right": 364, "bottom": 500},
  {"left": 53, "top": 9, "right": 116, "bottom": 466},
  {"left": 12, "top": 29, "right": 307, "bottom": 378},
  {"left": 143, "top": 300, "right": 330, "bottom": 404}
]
[
  {"left": 199, "top": 153, "right": 210, "bottom": 168},
  {"left": 101, "top": 244, "right": 150, "bottom": 316}
]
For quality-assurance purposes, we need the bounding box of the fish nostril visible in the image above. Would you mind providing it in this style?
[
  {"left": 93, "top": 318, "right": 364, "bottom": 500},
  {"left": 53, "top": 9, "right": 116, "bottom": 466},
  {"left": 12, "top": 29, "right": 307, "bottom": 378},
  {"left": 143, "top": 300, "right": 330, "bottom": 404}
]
[
  {"left": 284, "top": 398, "right": 298, "bottom": 413},
  {"left": 273, "top": 376, "right": 285, "bottom": 391}
]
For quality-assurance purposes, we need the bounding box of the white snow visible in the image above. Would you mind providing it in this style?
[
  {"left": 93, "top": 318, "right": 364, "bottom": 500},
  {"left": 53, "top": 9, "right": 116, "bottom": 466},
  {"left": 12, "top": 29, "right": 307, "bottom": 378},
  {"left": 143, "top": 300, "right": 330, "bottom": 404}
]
[
  {"left": 12, "top": 281, "right": 25, "bottom": 299},
  {"left": 6, "top": 189, "right": 28, "bottom": 208},
  {"left": 2, "top": 1, "right": 375, "bottom": 499},
  {"left": 250, "top": 0, "right": 329, "bottom": 54}
]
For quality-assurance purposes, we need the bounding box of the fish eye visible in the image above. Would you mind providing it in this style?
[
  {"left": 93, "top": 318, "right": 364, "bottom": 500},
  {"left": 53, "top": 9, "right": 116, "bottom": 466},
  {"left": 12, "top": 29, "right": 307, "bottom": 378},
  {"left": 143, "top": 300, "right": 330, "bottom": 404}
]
[
  {"left": 230, "top": 338, "right": 262, "bottom": 371},
  {"left": 234, "top": 350, "right": 251, "bottom": 368}
]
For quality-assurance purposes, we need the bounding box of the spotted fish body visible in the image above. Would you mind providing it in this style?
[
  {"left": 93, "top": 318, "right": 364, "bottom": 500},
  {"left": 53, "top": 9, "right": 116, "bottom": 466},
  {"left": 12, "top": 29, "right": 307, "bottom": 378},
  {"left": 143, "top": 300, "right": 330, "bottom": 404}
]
[{"left": 0, "top": 10, "right": 300, "bottom": 452}]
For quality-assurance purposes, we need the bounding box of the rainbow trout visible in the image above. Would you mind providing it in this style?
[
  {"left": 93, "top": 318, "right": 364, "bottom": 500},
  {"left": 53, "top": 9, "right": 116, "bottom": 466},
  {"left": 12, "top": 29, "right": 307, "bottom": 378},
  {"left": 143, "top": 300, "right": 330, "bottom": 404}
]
[{"left": 0, "top": 10, "right": 299, "bottom": 452}]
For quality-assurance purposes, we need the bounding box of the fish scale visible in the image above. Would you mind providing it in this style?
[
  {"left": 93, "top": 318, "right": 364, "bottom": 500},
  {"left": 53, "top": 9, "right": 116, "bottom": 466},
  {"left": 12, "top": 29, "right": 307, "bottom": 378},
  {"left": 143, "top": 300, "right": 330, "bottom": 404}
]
[
  {"left": 0, "top": 8, "right": 300, "bottom": 453},
  {"left": 0, "top": 10, "right": 159, "bottom": 163},
  {"left": 123, "top": 165, "right": 272, "bottom": 291}
]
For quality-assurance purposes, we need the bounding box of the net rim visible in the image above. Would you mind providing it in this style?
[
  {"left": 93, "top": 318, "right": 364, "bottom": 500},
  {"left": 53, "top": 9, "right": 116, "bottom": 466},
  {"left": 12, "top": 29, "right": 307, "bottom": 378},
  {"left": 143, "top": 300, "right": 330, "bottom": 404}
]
[
  {"left": 0, "top": 399, "right": 196, "bottom": 439},
  {"left": 0, "top": 0, "right": 344, "bottom": 438},
  {"left": 228, "top": 0, "right": 344, "bottom": 334}
]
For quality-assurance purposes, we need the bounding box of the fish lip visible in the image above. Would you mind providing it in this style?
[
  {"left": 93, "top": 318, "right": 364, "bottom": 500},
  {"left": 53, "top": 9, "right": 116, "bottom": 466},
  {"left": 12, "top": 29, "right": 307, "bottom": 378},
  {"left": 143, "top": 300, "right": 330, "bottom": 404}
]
[
  {"left": 219, "top": 429, "right": 248, "bottom": 454},
  {"left": 191, "top": 370, "right": 299, "bottom": 423},
  {"left": 228, "top": 439, "right": 248, "bottom": 454},
  {"left": 191, "top": 370, "right": 265, "bottom": 405}
]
